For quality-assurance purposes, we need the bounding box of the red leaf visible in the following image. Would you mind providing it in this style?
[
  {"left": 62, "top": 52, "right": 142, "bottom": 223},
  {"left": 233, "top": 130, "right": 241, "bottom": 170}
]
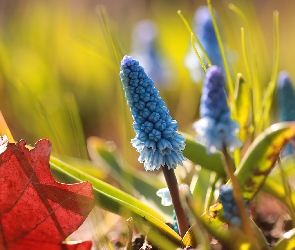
[{"left": 0, "top": 139, "right": 95, "bottom": 250}]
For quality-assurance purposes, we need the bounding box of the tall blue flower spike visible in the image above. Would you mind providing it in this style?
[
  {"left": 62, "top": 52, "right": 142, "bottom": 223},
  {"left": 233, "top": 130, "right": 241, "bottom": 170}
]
[
  {"left": 219, "top": 185, "right": 249, "bottom": 226},
  {"left": 193, "top": 66, "right": 242, "bottom": 154},
  {"left": 277, "top": 71, "right": 295, "bottom": 156},
  {"left": 120, "top": 56, "right": 186, "bottom": 171},
  {"left": 184, "top": 6, "right": 223, "bottom": 83}
]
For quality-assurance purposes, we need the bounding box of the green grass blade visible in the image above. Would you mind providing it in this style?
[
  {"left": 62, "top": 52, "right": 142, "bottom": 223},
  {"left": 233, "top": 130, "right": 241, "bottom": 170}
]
[
  {"left": 191, "top": 33, "right": 207, "bottom": 72},
  {"left": 234, "top": 73, "right": 251, "bottom": 143},
  {"left": 64, "top": 92, "right": 88, "bottom": 159},
  {"left": 192, "top": 167, "right": 216, "bottom": 213},
  {"left": 233, "top": 73, "right": 251, "bottom": 167},
  {"left": 228, "top": 3, "right": 262, "bottom": 137},
  {"left": 97, "top": 5, "right": 123, "bottom": 67},
  {"left": 207, "top": 0, "right": 234, "bottom": 101},
  {"left": 260, "top": 11, "right": 280, "bottom": 133},
  {"left": 177, "top": 10, "right": 212, "bottom": 67},
  {"left": 181, "top": 132, "right": 226, "bottom": 177}
]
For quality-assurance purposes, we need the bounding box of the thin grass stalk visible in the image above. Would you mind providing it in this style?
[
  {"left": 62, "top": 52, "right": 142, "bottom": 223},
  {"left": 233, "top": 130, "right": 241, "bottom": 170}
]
[{"left": 222, "top": 146, "right": 258, "bottom": 249}]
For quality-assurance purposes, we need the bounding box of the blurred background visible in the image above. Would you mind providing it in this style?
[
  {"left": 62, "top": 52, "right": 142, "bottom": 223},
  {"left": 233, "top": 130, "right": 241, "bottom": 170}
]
[{"left": 0, "top": 0, "right": 294, "bottom": 157}]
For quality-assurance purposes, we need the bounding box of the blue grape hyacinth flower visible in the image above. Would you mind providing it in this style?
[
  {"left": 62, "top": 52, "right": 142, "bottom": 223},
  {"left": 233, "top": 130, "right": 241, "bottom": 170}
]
[
  {"left": 277, "top": 71, "right": 295, "bottom": 156},
  {"left": 277, "top": 71, "right": 295, "bottom": 122},
  {"left": 193, "top": 66, "right": 242, "bottom": 154},
  {"left": 219, "top": 185, "right": 248, "bottom": 226},
  {"left": 195, "top": 6, "right": 223, "bottom": 69},
  {"left": 184, "top": 6, "right": 223, "bottom": 83},
  {"left": 120, "top": 56, "right": 186, "bottom": 171}
]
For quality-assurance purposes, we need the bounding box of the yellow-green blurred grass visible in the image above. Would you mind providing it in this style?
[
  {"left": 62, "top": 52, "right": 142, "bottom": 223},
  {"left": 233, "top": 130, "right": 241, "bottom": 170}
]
[
  {"left": 0, "top": 1, "right": 118, "bottom": 157},
  {"left": 0, "top": 0, "right": 294, "bottom": 157}
]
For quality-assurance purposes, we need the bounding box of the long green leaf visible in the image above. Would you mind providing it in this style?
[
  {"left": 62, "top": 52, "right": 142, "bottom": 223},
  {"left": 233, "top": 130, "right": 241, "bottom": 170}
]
[
  {"left": 234, "top": 122, "right": 295, "bottom": 200},
  {"left": 181, "top": 132, "right": 226, "bottom": 177},
  {"left": 49, "top": 156, "right": 183, "bottom": 246},
  {"left": 87, "top": 136, "right": 171, "bottom": 215},
  {"left": 192, "top": 167, "right": 212, "bottom": 209}
]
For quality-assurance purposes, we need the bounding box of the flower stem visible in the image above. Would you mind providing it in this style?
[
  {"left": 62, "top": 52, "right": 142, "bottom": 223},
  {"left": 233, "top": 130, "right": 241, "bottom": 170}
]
[
  {"left": 221, "top": 147, "right": 258, "bottom": 247},
  {"left": 162, "top": 165, "right": 189, "bottom": 237}
]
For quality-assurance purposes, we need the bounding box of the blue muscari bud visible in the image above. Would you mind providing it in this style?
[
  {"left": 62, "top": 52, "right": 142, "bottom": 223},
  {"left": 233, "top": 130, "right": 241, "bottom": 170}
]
[
  {"left": 193, "top": 66, "right": 242, "bottom": 154},
  {"left": 120, "top": 56, "right": 186, "bottom": 171},
  {"left": 277, "top": 71, "right": 295, "bottom": 122},
  {"left": 277, "top": 71, "right": 295, "bottom": 156},
  {"left": 219, "top": 185, "right": 248, "bottom": 227},
  {"left": 195, "top": 6, "right": 223, "bottom": 69},
  {"left": 184, "top": 6, "right": 223, "bottom": 83}
]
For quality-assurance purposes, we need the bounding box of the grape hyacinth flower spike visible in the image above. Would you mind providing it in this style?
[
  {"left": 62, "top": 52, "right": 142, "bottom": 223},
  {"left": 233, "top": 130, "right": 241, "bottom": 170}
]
[
  {"left": 193, "top": 65, "right": 242, "bottom": 154},
  {"left": 184, "top": 6, "right": 223, "bottom": 83},
  {"left": 193, "top": 66, "right": 256, "bottom": 240},
  {"left": 120, "top": 55, "right": 188, "bottom": 236},
  {"left": 219, "top": 185, "right": 249, "bottom": 226},
  {"left": 119, "top": 55, "right": 186, "bottom": 171},
  {"left": 277, "top": 71, "right": 295, "bottom": 156}
]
